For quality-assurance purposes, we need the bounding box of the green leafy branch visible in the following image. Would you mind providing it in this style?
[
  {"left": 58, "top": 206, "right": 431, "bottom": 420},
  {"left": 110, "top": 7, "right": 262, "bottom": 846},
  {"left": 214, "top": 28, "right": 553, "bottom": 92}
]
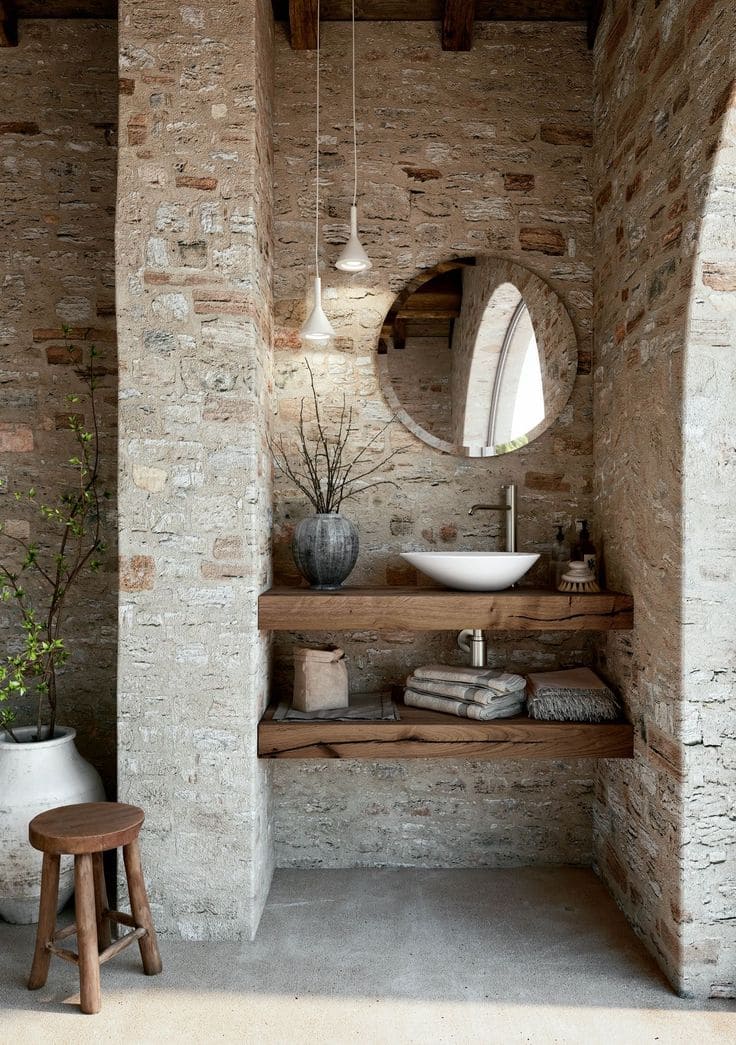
[{"left": 0, "top": 330, "right": 107, "bottom": 742}]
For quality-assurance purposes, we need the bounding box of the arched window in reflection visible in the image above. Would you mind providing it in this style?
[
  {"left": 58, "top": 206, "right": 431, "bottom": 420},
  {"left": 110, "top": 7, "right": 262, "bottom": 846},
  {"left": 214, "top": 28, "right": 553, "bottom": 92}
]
[
  {"left": 489, "top": 300, "right": 545, "bottom": 448},
  {"left": 451, "top": 275, "right": 545, "bottom": 454},
  {"left": 451, "top": 279, "right": 522, "bottom": 448}
]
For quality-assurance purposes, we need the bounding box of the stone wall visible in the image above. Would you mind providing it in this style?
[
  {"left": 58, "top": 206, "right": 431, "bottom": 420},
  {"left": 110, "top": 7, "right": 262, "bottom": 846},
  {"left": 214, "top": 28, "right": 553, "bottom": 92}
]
[
  {"left": 593, "top": 0, "right": 736, "bottom": 998},
  {"left": 0, "top": 20, "right": 118, "bottom": 792},
  {"left": 388, "top": 334, "right": 453, "bottom": 443},
  {"left": 271, "top": 20, "right": 598, "bottom": 869},
  {"left": 116, "top": 0, "right": 274, "bottom": 940}
]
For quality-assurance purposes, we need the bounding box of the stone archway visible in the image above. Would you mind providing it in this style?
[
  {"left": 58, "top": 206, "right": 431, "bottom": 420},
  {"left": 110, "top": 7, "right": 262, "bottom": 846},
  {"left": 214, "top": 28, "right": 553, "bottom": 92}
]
[
  {"left": 681, "top": 61, "right": 736, "bottom": 999},
  {"left": 592, "top": 0, "right": 736, "bottom": 998}
]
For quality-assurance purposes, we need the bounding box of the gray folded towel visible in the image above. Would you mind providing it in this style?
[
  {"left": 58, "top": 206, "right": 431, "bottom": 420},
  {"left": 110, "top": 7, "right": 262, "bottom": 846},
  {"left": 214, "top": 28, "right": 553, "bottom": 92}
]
[
  {"left": 412, "top": 665, "right": 526, "bottom": 694},
  {"left": 526, "top": 667, "right": 621, "bottom": 723},
  {"left": 404, "top": 689, "right": 525, "bottom": 720},
  {"left": 406, "top": 675, "right": 525, "bottom": 707}
]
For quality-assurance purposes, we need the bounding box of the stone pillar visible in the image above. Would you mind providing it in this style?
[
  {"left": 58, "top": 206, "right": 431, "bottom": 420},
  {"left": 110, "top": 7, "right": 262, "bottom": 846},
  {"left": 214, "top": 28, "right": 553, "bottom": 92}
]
[{"left": 116, "top": 0, "right": 274, "bottom": 940}]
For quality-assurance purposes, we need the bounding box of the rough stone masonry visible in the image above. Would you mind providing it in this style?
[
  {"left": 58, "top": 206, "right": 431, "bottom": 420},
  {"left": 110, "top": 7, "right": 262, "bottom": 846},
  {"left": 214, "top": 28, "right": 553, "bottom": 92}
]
[
  {"left": 116, "top": 0, "right": 274, "bottom": 940},
  {"left": 2, "top": 0, "right": 733, "bottom": 999},
  {"left": 593, "top": 0, "right": 736, "bottom": 999}
]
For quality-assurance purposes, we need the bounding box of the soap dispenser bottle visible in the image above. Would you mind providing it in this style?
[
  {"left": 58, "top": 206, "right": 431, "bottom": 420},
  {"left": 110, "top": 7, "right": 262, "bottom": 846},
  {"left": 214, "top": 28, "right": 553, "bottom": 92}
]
[{"left": 550, "top": 525, "right": 570, "bottom": 590}]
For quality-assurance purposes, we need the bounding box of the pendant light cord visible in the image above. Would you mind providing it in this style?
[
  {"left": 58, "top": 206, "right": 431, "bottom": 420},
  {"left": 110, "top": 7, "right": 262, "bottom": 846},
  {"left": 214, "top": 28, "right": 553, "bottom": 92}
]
[
  {"left": 314, "top": 0, "right": 321, "bottom": 273},
  {"left": 351, "top": 0, "right": 358, "bottom": 208}
]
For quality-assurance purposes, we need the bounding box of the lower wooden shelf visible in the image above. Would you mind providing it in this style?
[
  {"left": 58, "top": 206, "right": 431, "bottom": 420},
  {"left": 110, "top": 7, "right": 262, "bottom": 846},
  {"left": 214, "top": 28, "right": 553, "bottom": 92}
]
[{"left": 258, "top": 703, "right": 634, "bottom": 761}]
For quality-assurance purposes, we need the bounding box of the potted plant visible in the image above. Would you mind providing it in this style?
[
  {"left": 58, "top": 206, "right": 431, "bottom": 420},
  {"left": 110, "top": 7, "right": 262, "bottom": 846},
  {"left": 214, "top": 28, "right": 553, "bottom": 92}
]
[
  {"left": 0, "top": 333, "right": 107, "bottom": 923},
  {"left": 271, "top": 361, "right": 400, "bottom": 589}
]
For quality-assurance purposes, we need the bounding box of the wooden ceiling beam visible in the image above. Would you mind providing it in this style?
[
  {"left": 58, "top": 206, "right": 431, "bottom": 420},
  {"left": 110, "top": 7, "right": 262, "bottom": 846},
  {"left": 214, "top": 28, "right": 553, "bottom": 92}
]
[
  {"left": 277, "top": 2, "right": 596, "bottom": 50},
  {"left": 442, "top": 0, "right": 474, "bottom": 51},
  {"left": 587, "top": 0, "right": 604, "bottom": 48},
  {"left": 276, "top": 2, "right": 589, "bottom": 20},
  {"left": 0, "top": 1, "right": 18, "bottom": 47},
  {"left": 585, "top": 0, "right": 602, "bottom": 48},
  {"left": 289, "top": 0, "right": 318, "bottom": 49}
]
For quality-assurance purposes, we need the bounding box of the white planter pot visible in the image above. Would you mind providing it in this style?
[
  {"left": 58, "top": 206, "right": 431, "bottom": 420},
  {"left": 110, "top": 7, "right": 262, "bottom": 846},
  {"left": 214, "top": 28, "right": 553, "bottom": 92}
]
[{"left": 0, "top": 726, "right": 105, "bottom": 924}]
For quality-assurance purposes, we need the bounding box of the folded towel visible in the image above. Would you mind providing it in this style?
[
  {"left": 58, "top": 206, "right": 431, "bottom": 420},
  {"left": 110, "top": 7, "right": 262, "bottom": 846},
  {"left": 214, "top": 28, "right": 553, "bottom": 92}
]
[
  {"left": 404, "top": 688, "right": 525, "bottom": 720},
  {"left": 406, "top": 675, "right": 525, "bottom": 707},
  {"left": 526, "top": 667, "right": 621, "bottom": 723},
  {"left": 528, "top": 667, "right": 612, "bottom": 694},
  {"left": 412, "top": 665, "right": 526, "bottom": 695}
]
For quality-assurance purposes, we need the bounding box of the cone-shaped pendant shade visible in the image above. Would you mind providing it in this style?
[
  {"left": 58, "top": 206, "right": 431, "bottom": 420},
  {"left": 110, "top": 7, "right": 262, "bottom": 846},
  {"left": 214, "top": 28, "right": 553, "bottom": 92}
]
[
  {"left": 300, "top": 276, "right": 335, "bottom": 346},
  {"left": 335, "top": 205, "right": 372, "bottom": 272}
]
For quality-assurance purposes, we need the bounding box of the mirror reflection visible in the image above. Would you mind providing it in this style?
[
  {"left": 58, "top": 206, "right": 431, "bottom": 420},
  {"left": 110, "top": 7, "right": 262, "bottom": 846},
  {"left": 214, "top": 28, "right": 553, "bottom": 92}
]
[{"left": 378, "top": 257, "right": 578, "bottom": 457}]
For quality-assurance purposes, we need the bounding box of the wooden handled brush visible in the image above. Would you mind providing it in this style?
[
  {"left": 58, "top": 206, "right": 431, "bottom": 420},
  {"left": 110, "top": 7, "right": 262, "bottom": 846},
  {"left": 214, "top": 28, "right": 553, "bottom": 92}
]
[{"left": 557, "top": 561, "right": 600, "bottom": 593}]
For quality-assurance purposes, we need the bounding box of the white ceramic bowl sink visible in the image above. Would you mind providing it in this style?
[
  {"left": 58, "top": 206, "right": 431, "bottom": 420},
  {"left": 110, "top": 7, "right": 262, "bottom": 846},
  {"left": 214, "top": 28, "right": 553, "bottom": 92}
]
[{"left": 400, "top": 551, "right": 540, "bottom": 592}]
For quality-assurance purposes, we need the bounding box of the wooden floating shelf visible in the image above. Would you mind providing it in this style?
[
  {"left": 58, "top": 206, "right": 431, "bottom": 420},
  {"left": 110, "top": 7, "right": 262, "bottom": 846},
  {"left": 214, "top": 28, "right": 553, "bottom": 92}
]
[
  {"left": 259, "top": 703, "right": 634, "bottom": 761},
  {"left": 259, "top": 587, "right": 634, "bottom": 632}
]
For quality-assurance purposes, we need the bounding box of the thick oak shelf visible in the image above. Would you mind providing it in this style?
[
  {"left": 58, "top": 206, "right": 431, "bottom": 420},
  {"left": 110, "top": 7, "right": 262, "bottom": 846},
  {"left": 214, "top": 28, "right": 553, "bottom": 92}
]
[
  {"left": 259, "top": 587, "right": 634, "bottom": 632},
  {"left": 258, "top": 703, "right": 634, "bottom": 761}
]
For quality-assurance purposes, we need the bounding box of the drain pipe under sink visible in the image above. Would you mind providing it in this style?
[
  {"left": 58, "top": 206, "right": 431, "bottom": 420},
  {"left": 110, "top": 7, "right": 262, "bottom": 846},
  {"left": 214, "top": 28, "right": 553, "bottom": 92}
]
[{"left": 457, "top": 628, "right": 487, "bottom": 667}]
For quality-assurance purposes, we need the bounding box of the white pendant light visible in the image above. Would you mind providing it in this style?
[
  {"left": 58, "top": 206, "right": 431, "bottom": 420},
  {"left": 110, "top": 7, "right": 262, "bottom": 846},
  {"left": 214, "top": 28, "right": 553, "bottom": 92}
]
[
  {"left": 335, "top": 0, "right": 372, "bottom": 273},
  {"left": 301, "top": 0, "right": 335, "bottom": 346},
  {"left": 301, "top": 275, "right": 334, "bottom": 346},
  {"left": 337, "top": 204, "right": 372, "bottom": 272}
]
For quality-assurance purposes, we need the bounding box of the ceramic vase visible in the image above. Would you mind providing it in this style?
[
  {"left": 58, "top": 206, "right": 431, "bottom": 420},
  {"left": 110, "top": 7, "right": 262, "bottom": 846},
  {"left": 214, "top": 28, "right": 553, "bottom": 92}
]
[
  {"left": 0, "top": 726, "right": 105, "bottom": 924},
  {"left": 292, "top": 513, "right": 359, "bottom": 590}
]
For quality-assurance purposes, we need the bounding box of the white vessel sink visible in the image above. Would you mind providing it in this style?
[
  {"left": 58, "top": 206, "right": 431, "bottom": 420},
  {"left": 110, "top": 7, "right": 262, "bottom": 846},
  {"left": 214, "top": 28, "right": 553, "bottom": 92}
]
[{"left": 400, "top": 551, "right": 540, "bottom": 592}]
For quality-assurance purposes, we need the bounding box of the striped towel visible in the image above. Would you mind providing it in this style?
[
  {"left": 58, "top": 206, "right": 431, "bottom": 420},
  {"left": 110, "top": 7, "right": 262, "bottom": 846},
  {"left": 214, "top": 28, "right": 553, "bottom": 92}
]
[
  {"left": 406, "top": 675, "right": 526, "bottom": 707},
  {"left": 404, "top": 689, "right": 525, "bottom": 720},
  {"left": 412, "top": 665, "right": 526, "bottom": 694}
]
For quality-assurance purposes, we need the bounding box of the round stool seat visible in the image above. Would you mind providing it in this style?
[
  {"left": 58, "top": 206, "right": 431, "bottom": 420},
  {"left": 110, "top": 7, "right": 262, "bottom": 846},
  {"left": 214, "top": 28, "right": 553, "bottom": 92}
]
[{"left": 29, "top": 802, "right": 145, "bottom": 855}]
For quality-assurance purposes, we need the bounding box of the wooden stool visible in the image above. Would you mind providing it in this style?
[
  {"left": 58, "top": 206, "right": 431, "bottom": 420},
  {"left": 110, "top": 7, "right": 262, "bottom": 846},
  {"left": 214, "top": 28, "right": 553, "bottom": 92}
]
[{"left": 27, "top": 802, "right": 162, "bottom": 1014}]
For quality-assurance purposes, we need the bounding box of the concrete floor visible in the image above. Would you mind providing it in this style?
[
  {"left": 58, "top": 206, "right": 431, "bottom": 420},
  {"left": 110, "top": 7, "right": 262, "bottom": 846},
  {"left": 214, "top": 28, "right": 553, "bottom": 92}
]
[{"left": 1, "top": 868, "right": 734, "bottom": 1044}]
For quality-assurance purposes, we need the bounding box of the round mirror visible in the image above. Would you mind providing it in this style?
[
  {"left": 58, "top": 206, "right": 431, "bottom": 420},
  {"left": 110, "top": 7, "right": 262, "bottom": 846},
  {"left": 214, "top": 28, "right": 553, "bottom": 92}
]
[{"left": 378, "top": 257, "right": 578, "bottom": 457}]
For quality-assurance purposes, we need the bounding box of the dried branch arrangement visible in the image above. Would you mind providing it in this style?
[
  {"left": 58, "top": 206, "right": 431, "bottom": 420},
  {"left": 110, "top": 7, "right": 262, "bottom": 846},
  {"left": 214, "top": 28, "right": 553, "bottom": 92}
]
[{"left": 270, "top": 361, "right": 402, "bottom": 514}]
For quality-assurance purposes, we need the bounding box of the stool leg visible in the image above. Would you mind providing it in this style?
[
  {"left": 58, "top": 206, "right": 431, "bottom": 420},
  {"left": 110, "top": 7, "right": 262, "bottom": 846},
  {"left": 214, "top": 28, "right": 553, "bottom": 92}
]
[
  {"left": 28, "top": 853, "right": 60, "bottom": 990},
  {"left": 75, "top": 853, "right": 101, "bottom": 1015},
  {"left": 92, "top": 852, "right": 112, "bottom": 951},
  {"left": 123, "top": 838, "right": 162, "bottom": 975}
]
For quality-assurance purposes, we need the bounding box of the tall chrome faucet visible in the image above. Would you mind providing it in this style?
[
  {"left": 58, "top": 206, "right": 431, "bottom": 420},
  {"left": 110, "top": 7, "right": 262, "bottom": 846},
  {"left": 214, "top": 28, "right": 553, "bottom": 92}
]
[
  {"left": 459, "top": 484, "right": 518, "bottom": 666},
  {"left": 468, "top": 484, "right": 517, "bottom": 552}
]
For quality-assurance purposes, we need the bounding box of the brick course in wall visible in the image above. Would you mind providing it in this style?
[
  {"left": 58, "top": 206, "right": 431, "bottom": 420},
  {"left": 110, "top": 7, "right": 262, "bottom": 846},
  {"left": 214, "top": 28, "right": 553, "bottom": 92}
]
[
  {"left": 0, "top": 20, "right": 118, "bottom": 792},
  {"left": 271, "top": 20, "right": 599, "bottom": 870}
]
